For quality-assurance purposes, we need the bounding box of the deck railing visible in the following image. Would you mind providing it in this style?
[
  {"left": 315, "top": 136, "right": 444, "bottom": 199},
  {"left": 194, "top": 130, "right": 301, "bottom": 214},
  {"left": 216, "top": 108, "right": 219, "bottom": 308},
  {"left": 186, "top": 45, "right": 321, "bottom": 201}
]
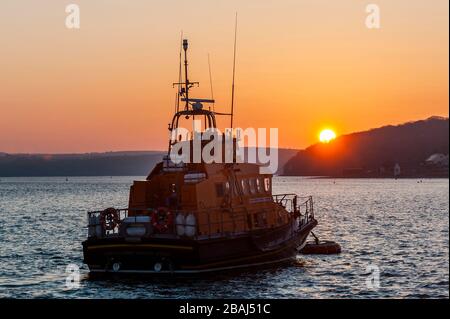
[
  {"left": 87, "top": 193, "right": 315, "bottom": 239},
  {"left": 273, "top": 194, "right": 314, "bottom": 222}
]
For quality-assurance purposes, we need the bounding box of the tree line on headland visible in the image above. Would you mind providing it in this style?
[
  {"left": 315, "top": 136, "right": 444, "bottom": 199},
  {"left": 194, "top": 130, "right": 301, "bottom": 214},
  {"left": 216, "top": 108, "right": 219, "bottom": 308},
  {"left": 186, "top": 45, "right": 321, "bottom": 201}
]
[{"left": 283, "top": 116, "right": 449, "bottom": 177}]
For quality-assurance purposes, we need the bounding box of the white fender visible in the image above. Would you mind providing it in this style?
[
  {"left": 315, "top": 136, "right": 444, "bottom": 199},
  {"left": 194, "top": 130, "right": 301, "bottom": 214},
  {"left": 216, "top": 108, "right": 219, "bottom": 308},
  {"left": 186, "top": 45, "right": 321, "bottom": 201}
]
[
  {"left": 185, "top": 213, "right": 197, "bottom": 237},
  {"left": 175, "top": 213, "right": 186, "bottom": 236}
]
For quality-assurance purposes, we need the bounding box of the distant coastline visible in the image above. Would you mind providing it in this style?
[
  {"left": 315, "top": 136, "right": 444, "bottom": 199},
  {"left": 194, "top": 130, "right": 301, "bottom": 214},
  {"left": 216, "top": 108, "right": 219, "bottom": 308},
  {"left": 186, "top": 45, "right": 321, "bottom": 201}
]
[
  {"left": 1, "top": 117, "right": 448, "bottom": 178},
  {"left": 0, "top": 148, "right": 298, "bottom": 177},
  {"left": 0, "top": 151, "right": 165, "bottom": 177}
]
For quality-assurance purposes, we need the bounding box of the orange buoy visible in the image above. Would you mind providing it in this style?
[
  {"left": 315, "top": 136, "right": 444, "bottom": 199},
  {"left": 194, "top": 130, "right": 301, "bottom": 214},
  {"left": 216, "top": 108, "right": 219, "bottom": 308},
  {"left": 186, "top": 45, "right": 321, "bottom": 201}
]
[{"left": 300, "top": 240, "right": 341, "bottom": 255}]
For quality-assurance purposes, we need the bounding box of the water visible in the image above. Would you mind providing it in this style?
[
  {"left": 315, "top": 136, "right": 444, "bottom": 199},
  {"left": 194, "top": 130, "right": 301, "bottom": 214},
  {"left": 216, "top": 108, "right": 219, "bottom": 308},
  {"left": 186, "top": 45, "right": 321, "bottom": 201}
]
[{"left": 0, "top": 177, "right": 448, "bottom": 298}]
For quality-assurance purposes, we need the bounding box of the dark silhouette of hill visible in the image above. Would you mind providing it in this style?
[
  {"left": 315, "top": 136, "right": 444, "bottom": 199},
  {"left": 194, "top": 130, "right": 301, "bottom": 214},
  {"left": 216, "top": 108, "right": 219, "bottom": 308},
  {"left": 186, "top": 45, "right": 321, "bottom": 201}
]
[
  {"left": 284, "top": 116, "right": 449, "bottom": 177},
  {"left": 0, "top": 149, "right": 298, "bottom": 177},
  {"left": 0, "top": 151, "right": 165, "bottom": 177}
]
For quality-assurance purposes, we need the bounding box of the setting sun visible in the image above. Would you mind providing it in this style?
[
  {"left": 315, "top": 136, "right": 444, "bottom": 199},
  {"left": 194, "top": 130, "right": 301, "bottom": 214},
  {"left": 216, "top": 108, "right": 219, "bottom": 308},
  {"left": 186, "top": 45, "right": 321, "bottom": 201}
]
[{"left": 319, "top": 129, "right": 337, "bottom": 143}]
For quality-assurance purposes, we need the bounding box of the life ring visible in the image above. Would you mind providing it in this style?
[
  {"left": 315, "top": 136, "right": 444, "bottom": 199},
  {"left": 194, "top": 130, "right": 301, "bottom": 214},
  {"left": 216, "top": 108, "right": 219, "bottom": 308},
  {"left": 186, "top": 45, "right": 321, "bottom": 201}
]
[
  {"left": 100, "top": 207, "right": 119, "bottom": 231},
  {"left": 150, "top": 207, "right": 174, "bottom": 233}
]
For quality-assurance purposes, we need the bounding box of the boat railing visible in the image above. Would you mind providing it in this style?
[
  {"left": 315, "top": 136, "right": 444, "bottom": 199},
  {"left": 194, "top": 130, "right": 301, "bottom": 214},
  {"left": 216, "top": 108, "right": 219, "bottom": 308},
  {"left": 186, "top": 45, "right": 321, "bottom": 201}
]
[
  {"left": 186, "top": 208, "right": 250, "bottom": 239},
  {"left": 87, "top": 194, "right": 314, "bottom": 239},
  {"left": 87, "top": 208, "right": 148, "bottom": 237},
  {"left": 273, "top": 193, "right": 314, "bottom": 224},
  {"left": 87, "top": 207, "right": 250, "bottom": 239}
]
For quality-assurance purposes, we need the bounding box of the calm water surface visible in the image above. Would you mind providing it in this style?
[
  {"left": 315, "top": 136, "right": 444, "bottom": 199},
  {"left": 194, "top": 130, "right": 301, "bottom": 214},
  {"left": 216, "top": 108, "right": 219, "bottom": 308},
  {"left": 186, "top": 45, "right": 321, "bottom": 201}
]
[{"left": 0, "top": 177, "right": 448, "bottom": 298}]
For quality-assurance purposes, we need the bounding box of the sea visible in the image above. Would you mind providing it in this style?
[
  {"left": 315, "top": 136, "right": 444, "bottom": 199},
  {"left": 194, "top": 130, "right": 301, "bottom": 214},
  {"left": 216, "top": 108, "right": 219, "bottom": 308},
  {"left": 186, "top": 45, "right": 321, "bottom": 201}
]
[{"left": 0, "top": 177, "right": 448, "bottom": 298}]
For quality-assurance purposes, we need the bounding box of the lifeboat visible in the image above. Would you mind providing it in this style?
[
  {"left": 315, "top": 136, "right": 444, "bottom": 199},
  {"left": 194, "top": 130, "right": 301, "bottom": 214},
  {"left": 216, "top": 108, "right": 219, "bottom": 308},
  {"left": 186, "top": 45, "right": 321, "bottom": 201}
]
[
  {"left": 300, "top": 241, "right": 341, "bottom": 255},
  {"left": 82, "top": 39, "right": 318, "bottom": 274}
]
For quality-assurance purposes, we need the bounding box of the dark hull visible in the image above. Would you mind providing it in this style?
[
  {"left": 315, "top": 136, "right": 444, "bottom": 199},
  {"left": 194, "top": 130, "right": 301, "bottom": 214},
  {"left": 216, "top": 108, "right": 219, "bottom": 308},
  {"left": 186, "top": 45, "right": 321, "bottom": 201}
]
[{"left": 83, "top": 219, "right": 317, "bottom": 274}]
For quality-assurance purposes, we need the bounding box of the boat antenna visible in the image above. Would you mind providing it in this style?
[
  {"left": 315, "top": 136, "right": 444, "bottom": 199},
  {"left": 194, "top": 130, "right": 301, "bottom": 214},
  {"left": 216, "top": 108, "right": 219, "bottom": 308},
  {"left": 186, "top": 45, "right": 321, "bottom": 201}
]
[
  {"left": 230, "top": 12, "right": 238, "bottom": 129},
  {"left": 183, "top": 39, "right": 190, "bottom": 111},
  {"left": 172, "top": 38, "right": 200, "bottom": 112},
  {"left": 208, "top": 53, "right": 215, "bottom": 111},
  {"left": 176, "top": 31, "right": 183, "bottom": 112}
]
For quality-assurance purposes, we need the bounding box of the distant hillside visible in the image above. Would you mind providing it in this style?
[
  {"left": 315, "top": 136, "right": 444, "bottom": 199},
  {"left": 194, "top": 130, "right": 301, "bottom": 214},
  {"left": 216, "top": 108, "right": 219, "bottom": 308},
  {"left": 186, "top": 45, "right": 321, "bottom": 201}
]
[
  {"left": 245, "top": 147, "right": 298, "bottom": 175},
  {"left": 0, "top": 151, "right": 165, "bottom": 177},
  {"left": 0, "top": 148, "right": 298, "bottom": 177},
  {"left": 284, "top": 116, "right": 449, "bottom": 177}
]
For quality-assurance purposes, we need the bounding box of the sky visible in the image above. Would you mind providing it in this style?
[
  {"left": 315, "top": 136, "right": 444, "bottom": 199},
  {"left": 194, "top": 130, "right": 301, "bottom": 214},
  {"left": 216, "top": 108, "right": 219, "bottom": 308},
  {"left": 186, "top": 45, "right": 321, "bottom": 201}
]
[{"left": 0, "top": 0, "right": 448, "bottom": 153}]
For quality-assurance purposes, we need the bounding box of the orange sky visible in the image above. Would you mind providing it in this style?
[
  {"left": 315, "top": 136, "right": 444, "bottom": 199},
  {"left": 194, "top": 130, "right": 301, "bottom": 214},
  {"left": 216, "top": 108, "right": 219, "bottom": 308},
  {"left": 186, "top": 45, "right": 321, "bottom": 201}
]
[{"left": 0, "top": 0, "right": 448, "bottom": 153}]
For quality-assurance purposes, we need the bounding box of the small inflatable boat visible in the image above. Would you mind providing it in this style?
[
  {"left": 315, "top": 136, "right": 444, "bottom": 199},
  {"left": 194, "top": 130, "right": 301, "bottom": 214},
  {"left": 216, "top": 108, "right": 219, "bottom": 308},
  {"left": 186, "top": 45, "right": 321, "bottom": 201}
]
[{"left": 300, "top": 240, "right": 341, "bottom": 255}]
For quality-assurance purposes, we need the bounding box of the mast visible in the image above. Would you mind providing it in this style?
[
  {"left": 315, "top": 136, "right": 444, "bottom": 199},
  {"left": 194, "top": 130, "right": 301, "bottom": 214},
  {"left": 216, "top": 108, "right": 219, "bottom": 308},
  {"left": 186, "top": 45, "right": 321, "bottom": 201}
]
[
  {"left": 174, "top": 39, "right": 201, "bottom": 111},
  {"left": 171, "top": 39, "right": 214, "bottom": 125}
]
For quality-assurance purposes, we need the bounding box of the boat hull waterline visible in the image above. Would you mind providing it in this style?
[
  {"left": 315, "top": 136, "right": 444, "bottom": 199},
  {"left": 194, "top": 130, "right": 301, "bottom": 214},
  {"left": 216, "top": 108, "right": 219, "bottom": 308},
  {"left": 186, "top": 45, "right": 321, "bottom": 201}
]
[{"left": 83, "top": 220, "right": 317, "bottom": 274}]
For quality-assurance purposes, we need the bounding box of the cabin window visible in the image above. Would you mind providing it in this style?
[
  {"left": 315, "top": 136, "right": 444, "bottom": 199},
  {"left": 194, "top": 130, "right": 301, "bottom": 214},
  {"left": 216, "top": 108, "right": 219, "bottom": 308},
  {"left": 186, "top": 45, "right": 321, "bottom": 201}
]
[
  {"left": 241, "top": 179, "right": 247, "bottom": 194},
  {"left": 264, "top": 177, "right": 271, "bottom": 192},
  {"left": 249, "top": 179, "right": 256, "bottom": 194},
  {"left": 256, "top": 178, "right": 262, "bottom": 193},
  {"left": 224, "top": 181, "right": 230, "bottom": 194},
  {"left": 232, "top": 181, "right": 238, "bottom": 196},
  {"left": 215, "top": 183, "right": 225, "bottom": 197}
]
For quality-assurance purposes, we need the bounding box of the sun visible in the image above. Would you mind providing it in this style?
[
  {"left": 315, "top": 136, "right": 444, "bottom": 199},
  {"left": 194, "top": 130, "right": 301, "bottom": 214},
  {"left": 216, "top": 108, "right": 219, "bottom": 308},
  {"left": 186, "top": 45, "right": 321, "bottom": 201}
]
[{"left": 319, "top": 129, "right": 336, "bottom": 143}]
